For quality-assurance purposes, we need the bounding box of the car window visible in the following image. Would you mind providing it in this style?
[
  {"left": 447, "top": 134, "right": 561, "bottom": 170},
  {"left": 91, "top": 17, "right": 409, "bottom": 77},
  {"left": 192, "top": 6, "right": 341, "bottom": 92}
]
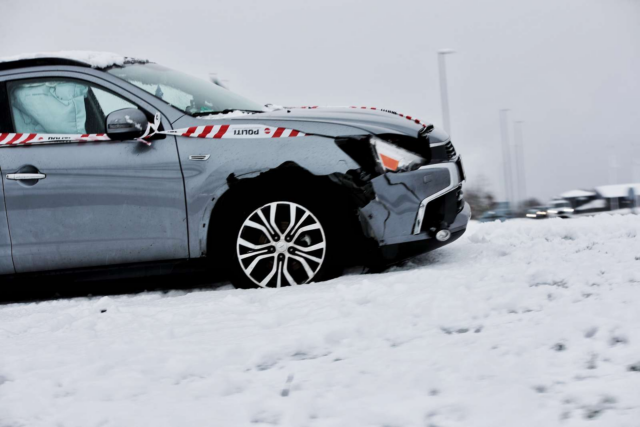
[
  {"left": 7, "top": 79, "right": 138, "bottom": 135},
  {"left": 126, "top": 79, "right": 194, "bottom": 112},
  {"left": 92, "top": 87, "right": 137, "bottom": 116},
  {"left": 107, "top": 63, "right": 265, "bottom": 116}
]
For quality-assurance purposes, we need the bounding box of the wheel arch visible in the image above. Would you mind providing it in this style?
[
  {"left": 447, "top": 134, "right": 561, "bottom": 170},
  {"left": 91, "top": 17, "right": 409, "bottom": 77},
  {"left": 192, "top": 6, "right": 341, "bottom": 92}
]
[{"left": 203, "top": 161, "right": 363, "bottom": 263}]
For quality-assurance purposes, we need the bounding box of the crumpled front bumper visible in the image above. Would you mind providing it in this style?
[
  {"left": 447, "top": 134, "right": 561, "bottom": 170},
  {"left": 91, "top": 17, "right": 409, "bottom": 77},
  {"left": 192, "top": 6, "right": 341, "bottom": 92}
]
[{"left": 358, "top": 159, "right": 470, "bottom": 262}]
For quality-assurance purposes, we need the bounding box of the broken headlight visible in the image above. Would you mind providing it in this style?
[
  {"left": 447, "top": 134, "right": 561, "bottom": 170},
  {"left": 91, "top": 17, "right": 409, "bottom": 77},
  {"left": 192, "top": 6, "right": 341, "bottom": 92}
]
[
  {"left": 334, "top": 135, "right": 428, "bottom": 176},
  {"left": 370, "top": 136, "right": 426, "bottom": 172}
]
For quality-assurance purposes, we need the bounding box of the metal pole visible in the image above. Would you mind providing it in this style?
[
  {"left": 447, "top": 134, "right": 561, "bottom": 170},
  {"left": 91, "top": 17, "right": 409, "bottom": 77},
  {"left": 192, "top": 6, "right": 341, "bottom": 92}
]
[
  {"left": 499, "top": 109, "right": 514, "bottom": 210},
  {"left": 514, "top": 121, "right": 527, "bottom": 211},
  {"left": 438, "top": 50, "right": 455, "bottom": 135}
]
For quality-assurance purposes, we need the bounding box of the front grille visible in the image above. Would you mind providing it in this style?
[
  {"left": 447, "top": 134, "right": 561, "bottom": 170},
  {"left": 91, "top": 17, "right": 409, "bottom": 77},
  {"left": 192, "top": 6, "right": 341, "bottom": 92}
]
[
  {"left": 445, "top": 141, "right": 457, "bottom": 160},
  {"left": 429, "top": 140, "right": 458, "bottom": 164}
]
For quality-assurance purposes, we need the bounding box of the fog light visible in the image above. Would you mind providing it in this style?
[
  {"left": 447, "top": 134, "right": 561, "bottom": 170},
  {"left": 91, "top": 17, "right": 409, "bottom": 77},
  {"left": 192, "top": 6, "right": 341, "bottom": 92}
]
[{"left": 435, "top": 229, "right": 451, "bottom": 242}]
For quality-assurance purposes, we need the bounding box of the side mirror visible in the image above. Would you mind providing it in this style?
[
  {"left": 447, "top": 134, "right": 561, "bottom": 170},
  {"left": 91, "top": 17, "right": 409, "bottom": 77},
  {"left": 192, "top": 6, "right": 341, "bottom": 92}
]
[{"left": 105, "top": 108, "right": 149, "bottom": 140}]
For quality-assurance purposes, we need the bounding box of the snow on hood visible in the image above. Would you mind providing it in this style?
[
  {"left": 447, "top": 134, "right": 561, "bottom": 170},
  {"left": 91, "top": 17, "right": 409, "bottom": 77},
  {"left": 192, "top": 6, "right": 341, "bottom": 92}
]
[
  {"left": 231, "top": 106, "right": 434, "bottom": 138},
  {"left": 0, "top": 51, "right": 143, "bottom": 69},
  {"left": 195, "top": 110, "right": 255, "bottom": 120}
]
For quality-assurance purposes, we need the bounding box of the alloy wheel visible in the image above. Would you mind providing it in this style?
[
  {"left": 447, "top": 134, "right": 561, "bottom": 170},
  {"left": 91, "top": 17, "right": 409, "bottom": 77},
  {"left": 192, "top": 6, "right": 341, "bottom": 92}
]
[{"left": 236, "top": 201, "right": 326, "bottom": 287}]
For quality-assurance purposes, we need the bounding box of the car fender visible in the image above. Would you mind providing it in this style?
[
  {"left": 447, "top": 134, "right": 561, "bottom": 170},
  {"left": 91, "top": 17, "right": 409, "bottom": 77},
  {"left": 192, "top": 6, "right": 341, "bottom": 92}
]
[{"left": 171, "top": 116, "right": 364, "bottom": 257}]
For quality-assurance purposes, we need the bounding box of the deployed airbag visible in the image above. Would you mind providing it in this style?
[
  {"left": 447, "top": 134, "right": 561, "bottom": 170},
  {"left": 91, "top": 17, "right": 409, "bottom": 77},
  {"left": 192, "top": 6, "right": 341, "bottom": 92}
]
[{"left": 11, "top": 82, "right": 88, "bottom": 134}]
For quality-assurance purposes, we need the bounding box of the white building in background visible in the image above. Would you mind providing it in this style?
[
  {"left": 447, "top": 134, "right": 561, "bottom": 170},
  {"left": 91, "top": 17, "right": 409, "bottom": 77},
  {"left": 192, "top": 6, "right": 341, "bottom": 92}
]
[
  {"left": 594, "top": 183, "right": 640, "bottom": 211},
  {"left": 555, "top": 184, "right": 640, "bottom": 214}
]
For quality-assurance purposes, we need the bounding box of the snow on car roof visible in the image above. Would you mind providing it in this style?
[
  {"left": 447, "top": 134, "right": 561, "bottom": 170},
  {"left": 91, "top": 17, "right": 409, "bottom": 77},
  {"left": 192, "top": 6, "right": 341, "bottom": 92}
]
[
  {"left": 595, "top": 183, "right": 640, "bottom": 198},
  {"left": 560, "top": 189, "right": 596, "bottom": 198},
  {"left": 0, "top": 51, "right": 145, "bottom": 69}
]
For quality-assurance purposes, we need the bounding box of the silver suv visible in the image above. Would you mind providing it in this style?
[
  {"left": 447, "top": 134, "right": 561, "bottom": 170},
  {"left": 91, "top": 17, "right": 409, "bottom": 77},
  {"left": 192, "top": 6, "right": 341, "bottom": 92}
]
[{"left": 0, "top": 53, "right": 470, "bottom": 288}]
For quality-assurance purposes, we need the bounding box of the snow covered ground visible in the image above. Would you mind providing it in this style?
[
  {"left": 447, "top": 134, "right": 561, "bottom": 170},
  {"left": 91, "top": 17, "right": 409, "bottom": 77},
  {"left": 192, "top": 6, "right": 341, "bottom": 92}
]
[{"left": 1, "top": 214, "right": 639, "bottom": 427}]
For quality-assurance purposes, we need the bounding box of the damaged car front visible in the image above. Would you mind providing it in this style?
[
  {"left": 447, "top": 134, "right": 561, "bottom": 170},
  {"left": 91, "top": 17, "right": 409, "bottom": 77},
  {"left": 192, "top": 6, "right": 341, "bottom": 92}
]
[{"left": 331, "top": 114, "right": 470, "bottom": 264}]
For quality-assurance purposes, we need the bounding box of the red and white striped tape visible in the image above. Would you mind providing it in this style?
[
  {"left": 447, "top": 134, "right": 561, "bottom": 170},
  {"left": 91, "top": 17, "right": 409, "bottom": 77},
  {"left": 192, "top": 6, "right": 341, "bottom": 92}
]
[
  {"left": 0, "top": 115, "right": 306, "bottom": 149},
  {"left": 0, "top": 132, "right": 110, "bottom": 146},
  {"left": 0, "top": 105, "right": 426, "bottom": 148},
  {"left": 161, "top": 124, "right": 305, "bottom": 139}
]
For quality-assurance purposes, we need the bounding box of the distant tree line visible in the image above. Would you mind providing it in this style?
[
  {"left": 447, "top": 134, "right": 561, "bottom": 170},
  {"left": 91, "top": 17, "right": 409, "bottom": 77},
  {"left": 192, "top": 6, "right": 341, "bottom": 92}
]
[
  {"left": 464, "top": 185, "right": 495, "bottom": 219},
  {"left": 464, "top": 176, "right": 541, "bottom": 218}
]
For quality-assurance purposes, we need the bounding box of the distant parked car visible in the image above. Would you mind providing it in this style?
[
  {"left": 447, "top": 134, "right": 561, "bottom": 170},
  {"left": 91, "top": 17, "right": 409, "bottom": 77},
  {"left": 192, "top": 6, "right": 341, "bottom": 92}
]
[
  {"left": 525, "top": 207, "right": 549, "bottom": 219},
  {"left": 546, "top": 199, "right": 574, "bottom": 218},
  {"left": 478, "top": 209, "right": 513, "bottom": 223}
]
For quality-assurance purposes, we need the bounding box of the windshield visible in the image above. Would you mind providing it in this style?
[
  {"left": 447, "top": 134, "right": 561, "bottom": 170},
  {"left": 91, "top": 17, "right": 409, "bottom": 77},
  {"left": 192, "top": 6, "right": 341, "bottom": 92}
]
[{"left": 106, "top": 63, "right": 265, "bottom": 116}]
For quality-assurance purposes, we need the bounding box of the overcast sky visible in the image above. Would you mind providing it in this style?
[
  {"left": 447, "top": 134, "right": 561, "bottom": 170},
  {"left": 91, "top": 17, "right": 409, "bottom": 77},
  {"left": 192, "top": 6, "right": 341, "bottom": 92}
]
[{"left": 1, "top": 0, "right": 639, "bottom": 201}]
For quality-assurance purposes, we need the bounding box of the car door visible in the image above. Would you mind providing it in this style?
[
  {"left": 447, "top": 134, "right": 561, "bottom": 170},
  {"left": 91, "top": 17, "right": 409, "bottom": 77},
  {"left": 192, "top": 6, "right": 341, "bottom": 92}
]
[{"left": 0, "top": 73, "right": 189, "bottom": 273}]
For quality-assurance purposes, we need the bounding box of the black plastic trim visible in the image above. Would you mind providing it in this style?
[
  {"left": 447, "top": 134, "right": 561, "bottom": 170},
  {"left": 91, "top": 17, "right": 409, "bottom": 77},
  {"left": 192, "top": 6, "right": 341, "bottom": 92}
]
[
  {"left": 334, "top": 135, "right": 382, "bottom": 175},
  {"left": 0, "top": 81, "right": 12, "bottom": 132},
  {"left": 0, "top": 58, "right": 90, "bottom": 72}
]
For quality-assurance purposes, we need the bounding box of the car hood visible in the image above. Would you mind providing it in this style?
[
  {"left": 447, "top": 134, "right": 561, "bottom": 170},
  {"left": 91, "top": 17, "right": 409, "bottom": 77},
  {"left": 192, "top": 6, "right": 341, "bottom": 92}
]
[{"left": 183, "top": 107, "right": 440, "bottom": 139}]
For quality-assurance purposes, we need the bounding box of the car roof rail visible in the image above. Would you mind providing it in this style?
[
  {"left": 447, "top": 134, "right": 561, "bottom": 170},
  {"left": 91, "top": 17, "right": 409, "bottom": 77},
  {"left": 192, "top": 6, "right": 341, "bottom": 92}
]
[{"left": 0, "top": 58, "right": 90, "bottom": 72}]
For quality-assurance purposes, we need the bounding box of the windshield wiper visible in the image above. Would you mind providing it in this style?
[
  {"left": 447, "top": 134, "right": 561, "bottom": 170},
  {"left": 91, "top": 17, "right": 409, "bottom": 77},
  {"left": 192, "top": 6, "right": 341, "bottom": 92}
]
[{"left": 191, "top": 109, "right": 264, "bottom": 117}]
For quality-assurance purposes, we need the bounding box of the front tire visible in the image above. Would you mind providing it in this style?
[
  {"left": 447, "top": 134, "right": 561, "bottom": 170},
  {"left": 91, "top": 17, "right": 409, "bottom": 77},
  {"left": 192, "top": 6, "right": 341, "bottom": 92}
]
[{"left": 223, "top": 195, "right": 343, "bottom": 289}]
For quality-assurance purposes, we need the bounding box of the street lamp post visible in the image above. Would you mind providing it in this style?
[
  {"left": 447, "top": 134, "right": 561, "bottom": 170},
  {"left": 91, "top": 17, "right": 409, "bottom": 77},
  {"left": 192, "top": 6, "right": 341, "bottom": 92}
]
[
  {"left": 438, "top": 49, "right": 455, "bottom": 135},
  {"left": 514, "top": 121, "right": 527, "bottom": 211},
  {"left": 499, "top": 109, "right": 514, "bottom": 210}
]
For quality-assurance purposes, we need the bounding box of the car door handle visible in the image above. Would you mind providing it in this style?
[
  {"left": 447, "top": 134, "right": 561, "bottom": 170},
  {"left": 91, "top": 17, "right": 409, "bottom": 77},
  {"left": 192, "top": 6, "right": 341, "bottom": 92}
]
[{"left": 6, "top": 173, "right": 46, "bottom": 180}]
